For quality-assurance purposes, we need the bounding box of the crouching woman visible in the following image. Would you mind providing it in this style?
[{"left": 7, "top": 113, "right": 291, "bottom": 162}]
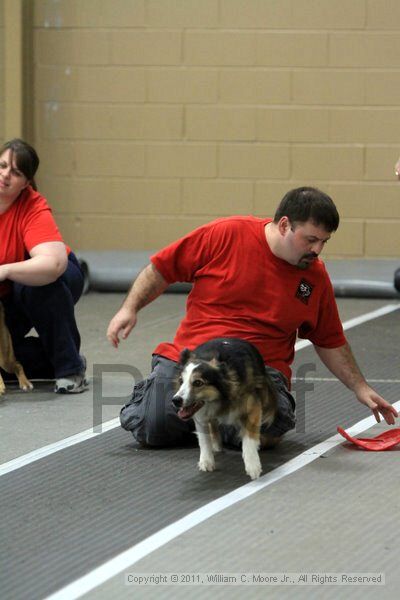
[{"left": 0, "top": 138, "right": 87, "bottom": 393}]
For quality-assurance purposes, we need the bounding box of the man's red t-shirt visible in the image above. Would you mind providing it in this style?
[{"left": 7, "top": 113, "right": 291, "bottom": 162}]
[
  {"left": 0, "top": 186, "right": 66, "bottom": 297},
  {"left": 151, "top": 216, "right": 346, "bottom": 383}
]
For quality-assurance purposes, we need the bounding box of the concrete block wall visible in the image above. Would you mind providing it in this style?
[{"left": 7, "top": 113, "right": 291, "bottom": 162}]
[{"left": 31, "top": 0, "right": 400, "bottom": 257}]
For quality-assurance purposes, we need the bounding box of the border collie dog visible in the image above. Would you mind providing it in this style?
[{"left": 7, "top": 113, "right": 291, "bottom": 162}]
[{"left": 173, "top": 338, "right": 277, "bottom": 480}]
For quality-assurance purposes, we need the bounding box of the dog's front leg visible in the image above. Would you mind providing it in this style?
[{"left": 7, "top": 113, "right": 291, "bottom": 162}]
[
  {"left": 242, "top": 435, "right": 262, "bottom": 480},
  {"left": 241, "top": 400, "right": 262, "bottom": 480},
  {"left": 195, "top": 417, "right": 216, "bottom": 472},
  {"left": 209, "top": 419, "right": 222, "bottom": 453},
  {"left": 14, "top": 363, "right": 33, "bottom": 392}
]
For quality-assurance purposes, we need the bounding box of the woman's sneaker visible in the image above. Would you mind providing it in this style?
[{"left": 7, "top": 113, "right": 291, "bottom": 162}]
[{"left": 55, "top": 356, "right": 89, "bottom": 394}]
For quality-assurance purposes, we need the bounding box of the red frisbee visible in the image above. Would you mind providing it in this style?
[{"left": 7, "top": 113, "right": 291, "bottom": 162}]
[{"left": 337, "top": 426, "right": 400, "bottom": 451}]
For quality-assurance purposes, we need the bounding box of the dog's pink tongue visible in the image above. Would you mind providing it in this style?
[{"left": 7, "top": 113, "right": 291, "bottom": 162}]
[
  {"left": 178, "top": 404, "right": 202, "bottom": 420},
  {"left": 178, "top": 407, "right": 195, "bottom": 420}
]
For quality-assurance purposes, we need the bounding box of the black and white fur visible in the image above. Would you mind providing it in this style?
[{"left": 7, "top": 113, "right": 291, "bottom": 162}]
[{"left": 172, "top": 338, "right": 277, "bottom": 480}]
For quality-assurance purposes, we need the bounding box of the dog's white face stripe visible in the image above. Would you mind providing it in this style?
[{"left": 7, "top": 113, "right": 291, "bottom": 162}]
[{"left": 176, "top": 362, "right": 200, "bottom": 401}]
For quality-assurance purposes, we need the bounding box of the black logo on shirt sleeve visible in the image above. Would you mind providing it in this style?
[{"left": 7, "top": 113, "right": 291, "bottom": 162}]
[{"left": 296, "top": 279, "right": 314, "bottom": 305}]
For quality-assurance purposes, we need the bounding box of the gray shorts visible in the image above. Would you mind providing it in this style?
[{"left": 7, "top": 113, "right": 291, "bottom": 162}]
[{"left": 120, "top": 355, "right": 296, "bottom": 448}]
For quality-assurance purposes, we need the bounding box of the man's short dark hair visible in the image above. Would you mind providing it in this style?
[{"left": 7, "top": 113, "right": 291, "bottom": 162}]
[{"left": 273, "top": 187, "right": 339, "bottom": 232}]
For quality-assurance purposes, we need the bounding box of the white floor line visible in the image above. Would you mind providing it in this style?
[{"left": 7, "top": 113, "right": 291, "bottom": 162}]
[
  {"left": 1, "top": 302, "right": 399, "bottom": 479},
  {"left": 293, "top": 378, "right": 400, "bottom": 384},
  {"left": 294, "top": 302, "right": 400, "bottom": 351},
  {"left": 0, "top": 418, "right": 119, "bottom": 477},
  {"left": 45, "top": 398, "right": 400, "bottom": 600}
]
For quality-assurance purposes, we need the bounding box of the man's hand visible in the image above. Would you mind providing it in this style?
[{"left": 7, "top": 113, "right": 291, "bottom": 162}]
[
  {"left": 106, "top": 263, "right": 169, "bottom": 349},
  {"left": 107, "top": 307, "right": 137, "bottom": 348},
  {"left": 355, "top": 384, "right": 398, "bottom": 425},
  {"left": 315, "top": 343, "right": 398, "bottom": 426}
]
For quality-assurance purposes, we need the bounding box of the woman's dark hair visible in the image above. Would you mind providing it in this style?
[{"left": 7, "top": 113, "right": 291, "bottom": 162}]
[
  {"left": 273, "top": 187, "right": 339, "bottom": 232},
  {"left": 0, "top": 138, "right": 40, "bottom": 191}
]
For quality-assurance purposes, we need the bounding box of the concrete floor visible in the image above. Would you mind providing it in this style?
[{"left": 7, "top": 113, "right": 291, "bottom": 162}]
[{"left": 1, "top": 290, "right": 399, "bottom": 600}]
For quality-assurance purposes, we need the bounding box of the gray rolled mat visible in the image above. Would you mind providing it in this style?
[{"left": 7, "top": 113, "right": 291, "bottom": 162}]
[
  {"left": 333, "top": 279, "right": 399, "bottom": 298},
  {"left": 325, "top": 259, "right": 400, "bottom": 299},
  {"left": 77, "top": 250, "right": 191, "bottom": 293},
  {"left": 77, "top": 252, "right": 400, "bottom": 298}
]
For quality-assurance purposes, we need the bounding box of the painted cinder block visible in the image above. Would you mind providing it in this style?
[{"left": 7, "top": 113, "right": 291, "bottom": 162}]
[
  {"left": 329, "top": 183, "right": 400, "bottom": 219},
  {"left": 365, "top": 222, "right": 400, "bottom": 256},
  {"left": 292, "top": 145, "right": 364, "bottom": 181},
  {"left": 182, "top": 179, "right": 253, "bottom": 215},
  {"left": 219, "top": 69, "right": 291, "bottom": 104},
  {"left": 185, "top": 31, "right": 256, "bottom": 66},
  {"left": 55, "top": 215, "right": 148, "bottom": 250},
  {"left": 74, "top": 142, "right": 146, "bottom": 177},
  {"left": 110, "top": 105, "right": 184, "bottom": 140},
  {"left": 35, "top": 141, "right": 75, "bottom": 177},
  {"left": 186, "top": 106, "right": 255, "bottom": 141},
  {"left": 365, "top": 147, "right": 400, "bottom": 181},
  {"left": 257, "top": 108, "right": 330, "bottom": 142},
  {"left": 322, "top": 220, "right": 364, "bottom": 257},
  {"left": 256, "top": 33, "right": 328, "bottom": 67},
  {"left": 40, "top": 177, "right": 181, "bottom": 215},
  {"left": 330, "top": 33, "right": 400, "bottom": 67},
  {"left": 292, "top": 70, "right": 364, "bottom": 105},
  {"left": 220, "top": 0, "right": 292, "bottom": 28},
  {"left": 36, "top": 30, "right": 110, "bottom": 65},
  {"left": 148, "top": 216, "right": 217, "bottom": 248},
  {"left": 111, "top": 30, "right": 182, "bottom": 66},
  {"left": 366, "top": 0, "right": 400, "bottom": 29},
  {"left": 330, "top": 109, "right": 400, "bottom": 143},
  {"left": 81, "top": 67, "right": 146, "bottom": 102},
  {"left": 147, "top": 69, "right": 218, "bottom": 103},
  {"left": 145, "top": 0, "right": 219, "bottom": 28},
  {"left": 33, "top": 0, "right": 145, "bottom": 28},
  {"left": 36, "top": 65, "right": 75, "bottom": 102},
  {"left": 146, "top": 144, "right": 217, "bottom": 178},
  {"left": 80, "top": 67, "right": 147, "bottom": 102},
  {"left": 219, "top": 144, "right": 290, "bottom": 179},
  {"left": 254, "top": 181, "right": 304, "bottom": 217},
  {"left": 291, "top": 0, "right": 366, "bottom": 29},
  {"left": 38, "top": 104, "right": 183, "bottom": 141},
  {"left": 365, "top": 71, "right": 400, "bottom": 105},
  {"left": 222, "top": 0, "right": 365, "bottom": 29}
]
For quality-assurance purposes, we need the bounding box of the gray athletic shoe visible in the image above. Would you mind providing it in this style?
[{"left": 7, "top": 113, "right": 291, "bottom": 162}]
[{"left": 55, "top": 355, "right": 89, "bottom": 394}]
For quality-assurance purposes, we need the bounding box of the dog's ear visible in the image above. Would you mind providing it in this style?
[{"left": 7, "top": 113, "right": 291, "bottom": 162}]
[
  {"left": 209, "top": 357, "right": 219, "bottom": 368},
  {"left": 179, "top": 348, "right": 192, "bottom": 366}
]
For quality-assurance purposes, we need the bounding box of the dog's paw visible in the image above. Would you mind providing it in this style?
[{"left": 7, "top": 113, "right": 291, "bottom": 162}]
[
  {"left": 198, "top": 457, "right": 215, "bottom": 472},
  {"left": 20, "top": 381, "right": 34, "bottom": 391},
  {"left": 245, "top": 460, "right": 262, "bottom": 480}
]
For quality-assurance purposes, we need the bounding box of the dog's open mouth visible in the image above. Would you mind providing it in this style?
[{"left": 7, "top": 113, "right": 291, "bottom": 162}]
[{"left": 178, "top": 402, "right": 204, "bottom": 420}]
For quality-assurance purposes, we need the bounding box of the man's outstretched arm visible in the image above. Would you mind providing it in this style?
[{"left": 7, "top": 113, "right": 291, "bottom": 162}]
[
  {"left": 315, "top": 342, "right": 398, "bottom": 425},
  {"left": 107, "top": 263, "right": 168, "bottom": 348}
]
